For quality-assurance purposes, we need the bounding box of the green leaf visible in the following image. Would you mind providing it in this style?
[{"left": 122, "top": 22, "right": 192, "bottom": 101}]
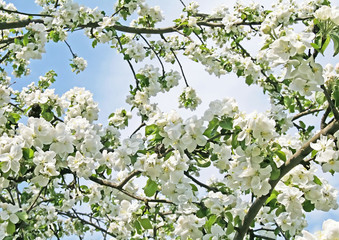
[
  {"left": 276, "top": 205, "right": 285, "bottom": 216},
  {"left": 204, "top": 118, "right": 219, "bottom": 138},
  {"left": 315, "top": 92, "right": 326, "bottom": 105},
  {"left": 22, "top": 148, "right": 34, "bottom": 160},
  {"left": 196, "top": 158, "right": 211, "bottom": 168},
  {"left": 270, "top": 164, "right": 280, "bottom": 180},
  {"left": 330, "top": 33, "right": 339, "bottom": 56},
  {"left": 23, "top": 34, "right": 29, "bottom": 46},
  {"left": 6, "top": 222, "right": 15, "bottom": 235},
  {"left": 14, "top": 38, "right": 20, "bottom": 45},
  {"left": 299, "top": 120, "right": 306, "bottom": 129},
  {"left": 92, "top": 39, "right": 98, "bottom": 48},
  {"left": 134, "top": 220, "right": 142, "bottom": 234},
  {"left": 225, "top": 212, "right": 233, "bottom": 222},
  {"left": 266, "top": 190, "right": 278, "bottom": 204},
  {"left": 320, "top": 35, "right": 331, "bottom": 54},
  {"left": 283, "top": 96, "right": 295, "bottom": 113},
  {"left": 303, "top": 199, "right": 315, "bottom": 212},
  {"left": 205, "top": 214, "right": 217, "bottom": 232},
  {"left": 313, "top": 175, "right": 323, "bottom": 186},
  {"left": 143, "top": 178, "right": 158, "bottom": 197},
  {"left": 83, "top": 196, "right": 89, "bottom": 203},
  {"left": 311, "top": 43, "right": 320, "bottom": 50},
  {"left": 190, "top": 184, "right": 198, "bottom": 192},
  {"left": 145, "top": 124, "right": 158, "bottom": 136},
  {"left": 275, "top": 150, "right": 286, "bottom": 161},
  {"left": 245, "top": 75, "right": 254, "bottom": 86},
  {"left": 220, "top": 118, "right": 233, "bottom": 130},
  {"left": 8, "top": 112, "right": 21, "bottom": 124},
  {"left": 183, "top": 27, "right": 193, "bottom": 36},
  {"left": 41, "top": 110, "right": 54, "bottom": 122},
  {"left": 231, "top": 133, "right": 238, "bottom": 149},
  {"left": 97, "top": 165, "right": 106, "bottom": 173},
  {"left": 16, "top": 211, "right": 28, "bottom": 222},
  {"left": 139, "top": 218, "right": 152, "bottom": 229},
  {"left": 226, "top": 221, "right": 234, "bottom": 235}
]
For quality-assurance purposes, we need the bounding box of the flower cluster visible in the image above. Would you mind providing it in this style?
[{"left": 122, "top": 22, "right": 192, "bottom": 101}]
[
  {"left": 178, "top": 87, "right": 201, "bottom": 110},
  {"left": 1, "top": 0, "right": 339, "bottom": 239},
  {"left": 297, "top": 219, "right": 339, "bottom": 240},
  {"left": 71, "top": 57, "right": 88, "bottom": 73},
  {"left": 63, "top": 87, "right": 99, "bottom": 123}
]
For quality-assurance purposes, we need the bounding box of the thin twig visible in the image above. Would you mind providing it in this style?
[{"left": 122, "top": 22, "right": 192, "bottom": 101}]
[
  {"left": 274, "top": 221, "right": 288, "bottom": 240},
  {"left": 116, "top": 36, "right": 139, "bottom": 88},
  {"left": 9, "top": 102, "right": 25, "bottom": 112},
  {"left": 54, "top": 0, "right": 59, "bottom": 8},
  {"left": 160, "top": 34, "right": 189, "bottom": 87},
  {"left": 64, "top": 40, "right": 77, "bottom": 58},
  {"left": 139, "top": 34, "right": 165, "bottom": 76},
  {"left": 15, "top": 185, "right": 21, "bottom": 208},
  {"left": 130, "top": 122, "right": 146, "bottom": 138},
  {"left": 27, "top": 186, "right": 45, "bottom": 213},
  {"left": 179, "top": 0, "right": 186, "bottom": 7},
  {"left": 89, "top": 175, "right": 175, "bottom": 205},
  {"left": 184, "top": 171, "right": 219, "bottom": 192},
  {"left": 0, "top": 51, "right": 10, "bottom": 63},
  {"left": 58, "top": 210, "right": 116, "bottom": 237},
  {"left": 7, "top": 188, "right": 15, "bottom": 204},
  {"left": 0, "top": 7, "right": 52, "bottom": 17}
]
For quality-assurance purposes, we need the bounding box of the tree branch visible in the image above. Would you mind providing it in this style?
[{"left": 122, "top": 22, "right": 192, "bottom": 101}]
[
  {"left": 234, "top": 120, "right": 339, "bottom": 240},
  {"left": 321, "top": 85, "right": 339, "bottom": 120},
  {"left": 130, "top": 122, "right": 146, "bottom": 138},
  {"left": 160, "top": 34, "right": 189, "bottom": 87},
  {"left": 89, "top": 175, "right": 175, "bottom": 205},
  {"left": 139, "top": 34, "right": 165, "bottom": 76},
  {"left": 0, "top": 7, "right": 52, "bottom": 17},
  {"left": 116, "top": 36, "right": 139, "bottom": 88},
  {"left": 116, "top": 170, "right": 141, "bottom": 189},
  {"left": 292, "top": 108, "right": 323, "bottom": 121},
  {"left": 0, "top": 19, "right": 44, "bottom": 30},
  {"left": 58, "top": 210, "right": 116, "bottom": 237},
  {"left": 184, "top": 171, "right": 219, "bottom": 192}
]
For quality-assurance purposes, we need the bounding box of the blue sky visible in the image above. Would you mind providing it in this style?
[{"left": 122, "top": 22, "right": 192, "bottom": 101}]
[{"left": 5, "top": 0, "right": 339, "bottom": 238}]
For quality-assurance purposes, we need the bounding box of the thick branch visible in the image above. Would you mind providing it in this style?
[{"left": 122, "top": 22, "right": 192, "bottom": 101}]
[
  {"left": 0, "top": 19, "right": 44, "bottom": 30},
  {"left": 234, "top": 120, "right": 339, "bottom": 240},
  {"left": 321, "top": 85, "right": 339, "bottom": 120}
]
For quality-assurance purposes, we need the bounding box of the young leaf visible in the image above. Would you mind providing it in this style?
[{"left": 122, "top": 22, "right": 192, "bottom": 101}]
[
  {"left": 7, "top": 222, "right": 15, "bottom": 235},
  {"left": 22, "top": 148, "right": 34, "bottom": 160},
  {"left": 330, "top": 33, "right": 339, "bottom": 56},
  {"left": 205, "top": 214, "right": 217, "bottom": 232},
  {"left": 220, "top": 118, "right": 233, "bottom": 130},
  {"left": 275, "top": 150, "right": 286, "bottom": 162},
  {"left": 320, "top": 35, "right": 331, "bottom": 54},
  {"left": 143, "top": 178, "right": 158, "bottom": 197},
  {"left": 139, "top": 218, "right": 153, "bottom": 229},
  {"left": 16, "top": 211, "right": 28, "bottom": 222}
]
